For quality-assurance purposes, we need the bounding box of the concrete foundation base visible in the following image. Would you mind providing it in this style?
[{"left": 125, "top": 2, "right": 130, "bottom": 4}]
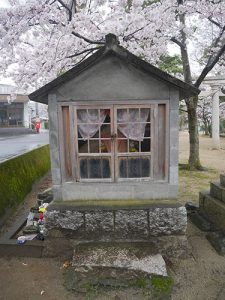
[{"left": 43, "top": 199, "right": 187, "bottom": 258}]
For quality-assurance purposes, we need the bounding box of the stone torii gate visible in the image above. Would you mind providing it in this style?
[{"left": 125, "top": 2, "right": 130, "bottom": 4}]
[{"left": 200, "top": 76, "right": 225, "bottom": 149}]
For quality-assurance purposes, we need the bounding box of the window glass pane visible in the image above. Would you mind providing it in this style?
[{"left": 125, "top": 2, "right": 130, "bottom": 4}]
[
  {"left": 129, "top": 108, "right": 139, "bottom": 122},
  {"left": 80, "top": 159, "right": 88, "bottom": 178},
  {"left": 119, "top": 157, "right": 128, "bottom": 178},
  {"left": 141, "top": 139, "right": 151, "bottom": 152},
  {"left": 117, "top": 109, "right": 128, "bottom": 123},
  {"left": 141, "top": 108, "right": 150, "bottom": 122},
  {"left": 78, "top": 140, "right": 88, "bottom": 153},
  {"left": 102, "top": 158, "right": 111, "bottom": 178},
  {"left": 144, "top": 123, "right": 151, "bottom": 137},
  {"left": 129, "top": 140, "right": 139, "bottom": 152},
  {"left": 101, "top": 109, "right": 111, "bottom": 123},
  {"left": 128, "top": 158, "right": 141, "bottom": 178},
  {"left": 141, "top": 158, "right": 151, "bottom": 177},
  {"left": 92, "top": 130, "right": 99, "bottom": 138},
  {"left": 101, "top": 124, "right": 111, "bottom": 138},
  {"left": 77, "top": 109, "right": 87, "bottom": 123},
  {"left": 119, "top": 157, "right": 151, "bottom": 178},
  {"left": 117, "top": 139, "right": 128, "bottom": 153},
  {"left": 89, "top": 140, "right": 99, "bottom": 153},
  {"left": 89, "top": 158, "right": 101, "bottom": 178},
  {"left": 87, "top": 109, "right": 99, "bottom": 122},
  {"left": 80, "top": 157, "right": 111, "bottom": 179},
  {"left": 100, "top": 140, "right": 111, "bottom": 153}
]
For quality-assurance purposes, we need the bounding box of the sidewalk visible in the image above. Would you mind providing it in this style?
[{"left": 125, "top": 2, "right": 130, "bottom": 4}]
[{"left": 0, "top": 127, "right": 35, "bottom": 137}]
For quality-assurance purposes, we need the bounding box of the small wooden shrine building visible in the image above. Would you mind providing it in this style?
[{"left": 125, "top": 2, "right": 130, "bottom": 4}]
[{"left": 29, "top": 34, "right": 199, "bottom": 253}]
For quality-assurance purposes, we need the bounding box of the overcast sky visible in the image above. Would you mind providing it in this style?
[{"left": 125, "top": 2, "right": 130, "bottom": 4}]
[{"left": 0, "top": 0, "right": 10, "bottom": 8}]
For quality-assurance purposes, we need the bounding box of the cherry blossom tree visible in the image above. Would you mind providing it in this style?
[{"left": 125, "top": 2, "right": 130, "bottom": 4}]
[
  {"left": 0, "top": 0, "right": 225, "bottom": 169},
  {"left": 197, "top": 96, "right": 212, "bottom": 136}
]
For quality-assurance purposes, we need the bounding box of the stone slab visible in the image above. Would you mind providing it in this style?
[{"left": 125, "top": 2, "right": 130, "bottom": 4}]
[
  {"left": 199, "top": 191, "right": 210, "bottom": 208},
  {"left": 206, "top": 231, "right": 225, "bottom": 255},
  {"left": 72, "top": 245, "right": 167, "bottom": 277},
  {"left": 199, "top": 195, "right": 225, "bottom": 231},
  {"left": 0, "top": 239, "right": 44, "bottom": 258},
  {"left": 189, "top": 211, "right": 212, "bottom": 232},
  {"left": 48, "top": 198, "right": 183, "bottom": 211},
  {"left": 148, "top": 207, "right": 187, "bottom": 236},
  {"left": 85, "top": 211, "right": 114, "bottom": 234},
  {"left": 220, "top": 174, "right": 225, "bottom": 187},
  {"left": 45, "top": 210, "right": 84, "bottom": 231},
  {"left": 210, "top": 182, "right": 225, "bottom": 203},
  {"left": 114, "top": 210, "right": 148, "bottom": 238},
  {"left": 44, "top": 203, "right": 187, "bottom": 240}
]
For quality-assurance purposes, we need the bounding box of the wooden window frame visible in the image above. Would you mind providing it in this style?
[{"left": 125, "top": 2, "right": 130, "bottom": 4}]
[
  {"left": 114, "top": 104, "right": 153, "bottom": 182},
  {"left": 58, "top": 100, "right": 169, "bottom": 183},
  {"left": 75, "top": 105, "right": 114, "bottom": 183}
]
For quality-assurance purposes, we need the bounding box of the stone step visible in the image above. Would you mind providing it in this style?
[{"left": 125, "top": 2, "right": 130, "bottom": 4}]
[
  {"left": 72, "top": 243, "right": 168, "bottom": 277},
  {"left": 206, "top": 232, "right": 225, "bottom": 256},
  {"left": 199, "top": 193, "right": 225, "bottom": 231},
  {"left": 220, "top": 174, "right": 225, "bottom": 187},
  {"left": 210, "top": 182, "right": 225, "bottom": 203},
  {"left": 199, "top": 191, "right": 209, "bottom": 208}
]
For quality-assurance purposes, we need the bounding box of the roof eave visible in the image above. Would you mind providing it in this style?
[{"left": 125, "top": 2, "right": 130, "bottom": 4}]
[
  {"left": 28, "top": 46, "right": 107, "bottom": 103},
  {"left": 29, "top": 36, "right": 200, "bottom": 103}
]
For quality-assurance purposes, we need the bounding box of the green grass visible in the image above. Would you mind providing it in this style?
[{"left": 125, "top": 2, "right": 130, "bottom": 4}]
[
  {"left": 179, "top": 166, "right": 219, "bottom": 205},
  {"left": 151, "top": 275, "right": 173, "bottom": 295},
  {"left": 0, "top": 145, "right": 50, "bottom": 218}
]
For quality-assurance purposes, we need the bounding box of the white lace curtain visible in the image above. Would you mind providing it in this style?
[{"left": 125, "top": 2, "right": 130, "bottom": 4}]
[
  {"left": 77, "top": 110, "right": 106, "bottom": 139},
  {"left": 77, "top": 109, "right": 149, "bottom": 141},
  {"left": 117, "top": 109, "right": 149, "bottom": 141}
]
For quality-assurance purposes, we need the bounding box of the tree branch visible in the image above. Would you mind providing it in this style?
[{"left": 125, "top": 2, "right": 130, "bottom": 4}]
[
  {"left": 57, "top": 0, "right": 72, "bottom": 21},
  {"left": 71, "top": 31, "right": 105, "bottom": 44},
  {"left": 73, "top": 51, "right": 92, "bottom": 66},
  {"left": 66, "top": 46, "right": 102, "bottom": 58},
  {"left": 195, "top": 9, "right": 223, "bottom": 29},
  {"left": 71, "top": 0, "right": 77, "bottom": 14},
  {"left": 208, "top": 16, "right": 223, "bottom": 29},
  {"left": 123, "top": 24, "right": 150, "bottom": 41},
  {"left": 194, "top": 26, "right": 225, "bottom": 88},
  {"left": 170, "top": 37, "right": 185, "bottom": 49},
  {"left": 194, "top": 41, "right": 225, "bottom": 88}
]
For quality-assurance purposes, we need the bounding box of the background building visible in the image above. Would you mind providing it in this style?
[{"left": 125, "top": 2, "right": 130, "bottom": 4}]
[
  {"left": 0, "top": 84, "right": 29, "bottom": 127},
  {"left": 0, "top": 84, "right": 48, "bottom": 128}
]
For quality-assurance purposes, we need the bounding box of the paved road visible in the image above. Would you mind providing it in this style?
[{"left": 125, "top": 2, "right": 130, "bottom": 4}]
[{"left": 0, "top": 131, "right": 49, "bottom": 162}]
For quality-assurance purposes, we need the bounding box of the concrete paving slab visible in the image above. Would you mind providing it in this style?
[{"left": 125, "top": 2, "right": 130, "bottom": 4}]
[{"left": 72, "top": 245, "right": 167, "bottom": 277}]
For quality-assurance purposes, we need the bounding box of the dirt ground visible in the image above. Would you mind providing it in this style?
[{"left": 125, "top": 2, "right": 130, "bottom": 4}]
[
  {"left": 179, "top": 131, "right": 225, "bottom": 172},
  {"left": 1, "top": 132, "right": 225, "bottom": 300}
]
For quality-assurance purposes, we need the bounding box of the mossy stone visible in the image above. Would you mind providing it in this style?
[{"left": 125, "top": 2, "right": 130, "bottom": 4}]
[{"left": 0, "top": 145, "right": 50, "bottom": 218}]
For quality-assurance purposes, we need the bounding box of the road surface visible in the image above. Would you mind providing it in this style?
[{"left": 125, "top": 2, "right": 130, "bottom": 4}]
[{"left": 0, "top": 131, "right": 49, "bottom": 162}]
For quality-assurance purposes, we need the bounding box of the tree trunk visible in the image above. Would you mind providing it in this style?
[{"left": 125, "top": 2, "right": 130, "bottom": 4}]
[
  {"left": 185, "top": 96, "right": 201, "bottom": 169},
  {"left": 178, "top": 7, "right": 201, "bottom": 170},
  {"left": 204, "top": 121, "right": 209, "bottom": 135}
]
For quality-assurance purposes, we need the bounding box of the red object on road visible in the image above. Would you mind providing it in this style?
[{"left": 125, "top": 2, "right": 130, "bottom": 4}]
[{"left": 35, "top": 121, "right": 40, "bottom": 134}]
